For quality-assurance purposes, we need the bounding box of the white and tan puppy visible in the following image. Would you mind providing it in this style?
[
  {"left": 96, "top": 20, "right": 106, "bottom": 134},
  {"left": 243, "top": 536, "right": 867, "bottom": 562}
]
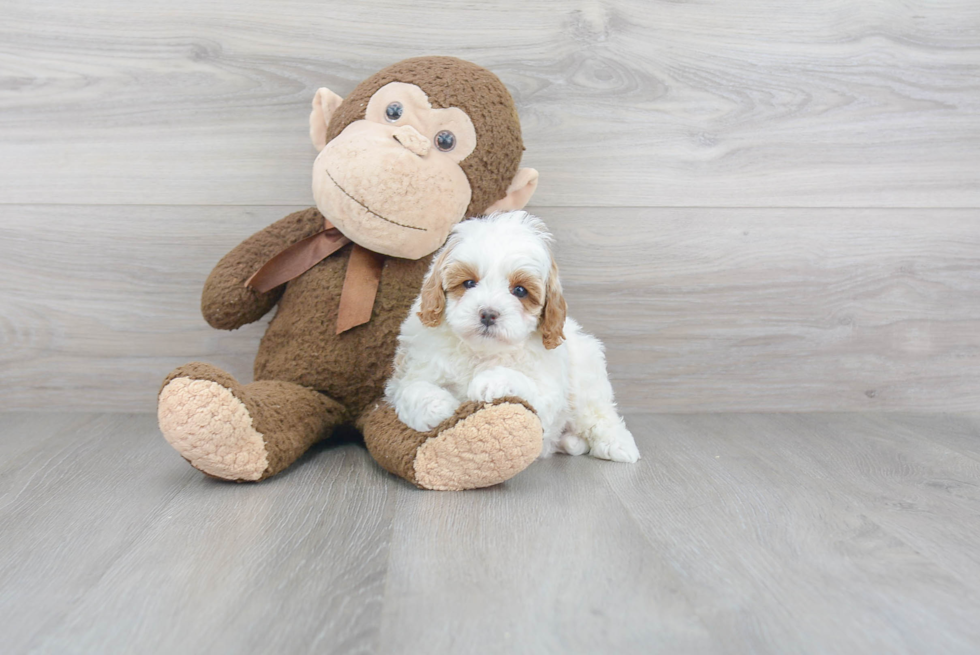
[{"left": 385, "top": 211, "right": 640, "bottom": 463}]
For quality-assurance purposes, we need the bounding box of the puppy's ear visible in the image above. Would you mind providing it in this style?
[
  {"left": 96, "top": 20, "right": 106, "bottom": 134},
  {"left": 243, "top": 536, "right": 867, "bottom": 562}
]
[
  {"left": 418, "top": 245, "right": 451, "bottom": 327},
  {"left": 540, "top": 257, "right": 567, "bottom": 350}
]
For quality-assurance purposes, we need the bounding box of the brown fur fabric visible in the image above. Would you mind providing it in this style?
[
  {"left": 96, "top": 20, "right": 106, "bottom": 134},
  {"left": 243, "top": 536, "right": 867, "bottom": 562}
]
[
  {"left": 252, "top": 214, "right": 431, "bottom": 415},
  {"left": 200, "top": 206, "right": 430, "bottom": 417},
  {"left": 242, "top": 380, "right": 347, "bottom": 478},
  {"left": 159, "top": 361, "right": 347, "bottom": 479},
  {"left": 201, "top": 209, "right": 326, "bottom": 331},
  {"left": 325, "top": 56, "right": 524, "bottom": 217},
  {"left": 161, "top": 361, "right": 244, "bottom": 398},
  {"left": 359, "top": 401, "right": 435, "bottom": 485}
]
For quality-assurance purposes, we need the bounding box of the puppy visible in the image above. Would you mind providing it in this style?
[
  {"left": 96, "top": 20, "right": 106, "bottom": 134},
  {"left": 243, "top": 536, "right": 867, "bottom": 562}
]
[{"left": 385, "top": 211, "right": 640, "bottom": 463}]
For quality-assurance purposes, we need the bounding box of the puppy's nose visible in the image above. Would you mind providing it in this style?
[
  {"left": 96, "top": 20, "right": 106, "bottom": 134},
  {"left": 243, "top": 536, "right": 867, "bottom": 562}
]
[
  {"left": 480, "top": 309, "right": 499, "bottom": 327},
  {"left": 392, "top": 125, "right": 430, "bottom": 157}
]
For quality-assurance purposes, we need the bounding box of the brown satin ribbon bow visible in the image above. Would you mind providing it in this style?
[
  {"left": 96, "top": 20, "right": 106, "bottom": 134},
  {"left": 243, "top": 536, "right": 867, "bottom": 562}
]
[{"left": 245, "top": 218, "right": 385, "bottom": 334}]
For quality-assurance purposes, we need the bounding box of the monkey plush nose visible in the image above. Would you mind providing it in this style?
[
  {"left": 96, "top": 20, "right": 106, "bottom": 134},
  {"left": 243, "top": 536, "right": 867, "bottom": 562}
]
[
  {"left": 392, "top": 125, "right": 430, "bottom": 157},
  {"left": 480, "top": 309, "right": 499, "bottom": 327}
]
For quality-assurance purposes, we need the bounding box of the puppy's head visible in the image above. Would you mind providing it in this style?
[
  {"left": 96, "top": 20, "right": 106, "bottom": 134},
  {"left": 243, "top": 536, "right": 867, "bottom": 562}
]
[{"left": 418, "top": 211, "right": 566, "bottom": 350}]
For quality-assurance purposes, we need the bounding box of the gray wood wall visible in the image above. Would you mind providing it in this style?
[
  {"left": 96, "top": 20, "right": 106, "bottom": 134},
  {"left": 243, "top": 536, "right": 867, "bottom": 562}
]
[{"left": 2, "top": 0, "right": 978, "bottom": 413}]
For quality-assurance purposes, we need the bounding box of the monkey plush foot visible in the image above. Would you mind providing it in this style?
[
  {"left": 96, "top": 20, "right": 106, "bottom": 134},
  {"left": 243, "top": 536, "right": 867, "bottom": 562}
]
[
  {"left": 158, "top": 363, "right": 344, "bottom": 481},
  {"left": 414, "top": 401, "right": 543, "bottom": 490},
  {"left": 361, "top": 398, "right": 542, "bottom": 491},
  {"left": 158, "top": 364, "right": 268, "bottom": 481}
]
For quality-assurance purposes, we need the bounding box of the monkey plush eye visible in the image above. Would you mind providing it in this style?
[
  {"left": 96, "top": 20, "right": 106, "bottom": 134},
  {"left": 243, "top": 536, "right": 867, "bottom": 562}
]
[
  {"left": 462, "top": 280, "right": 477, "bottom": 289},
  {"left": 435, "top": 130, "right": 456, "bottom": 152},
  {"left": 512, "top": 285, "right": 528, "bottom": 298},
  {"left": 385, "top": 102, "right": 404, "bottom": 122}
]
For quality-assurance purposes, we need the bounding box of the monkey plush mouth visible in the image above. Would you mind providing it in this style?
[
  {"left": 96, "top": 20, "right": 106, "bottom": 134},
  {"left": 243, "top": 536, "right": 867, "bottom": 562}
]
[{"left": 324, "top": 168, "right": 427, "bottom": 232}]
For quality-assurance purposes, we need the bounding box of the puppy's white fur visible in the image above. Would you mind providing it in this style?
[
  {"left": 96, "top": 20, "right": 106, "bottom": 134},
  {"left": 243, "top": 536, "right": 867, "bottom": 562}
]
[{"left": 385, "top": 211, "right": 640, "bottom": 463}]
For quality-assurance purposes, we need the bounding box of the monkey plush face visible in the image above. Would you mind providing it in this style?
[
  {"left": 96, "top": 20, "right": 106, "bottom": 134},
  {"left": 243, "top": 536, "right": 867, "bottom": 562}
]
[
  {"left": 309, "top": 57, "right": 538, "bottom": 260},
  {"left": 311, "top": 82, "right": 476, "bottom": 258}
]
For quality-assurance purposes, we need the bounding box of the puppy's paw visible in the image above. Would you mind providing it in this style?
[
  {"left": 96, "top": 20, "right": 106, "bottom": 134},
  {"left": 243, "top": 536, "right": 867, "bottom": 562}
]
[
  {"left": 559, "top": 434, "right": 590, "bottom": 456},
  {"left": 467, "top": 368, "right": 534, "bottom": 403},
  {"left": 398, "top": 388, "right": 460, "bottom": 433},
  {"left": 589, "top": 422, "right": 641, "bottom": 463},
  {"left": 591, "top": 439, "right": 641, "bottom": 463}
]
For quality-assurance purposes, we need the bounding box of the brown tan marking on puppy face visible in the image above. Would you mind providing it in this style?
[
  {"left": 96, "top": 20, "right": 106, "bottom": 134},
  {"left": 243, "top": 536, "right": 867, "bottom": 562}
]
[
  {"left": 509, "top": 270, "right": 545, "bottom": 316},
  {"left": 418, "top": 211, "right": 566, "bottom": 350},
  {"left": 444, "top": 262, "right": 481, "bottom": 301}
]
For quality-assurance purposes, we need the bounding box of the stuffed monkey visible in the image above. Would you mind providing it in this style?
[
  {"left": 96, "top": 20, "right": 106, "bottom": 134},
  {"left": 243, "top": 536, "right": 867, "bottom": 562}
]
[{"left": 158, "top": 57, "right": 543, "bottom": 490}]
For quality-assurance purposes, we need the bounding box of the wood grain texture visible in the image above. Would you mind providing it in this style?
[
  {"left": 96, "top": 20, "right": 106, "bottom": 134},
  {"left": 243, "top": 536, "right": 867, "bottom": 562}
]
[
  {"left": 2, "top": 205, "right": 977, "bottom": 412},
  {"left": 0, "top": 205, "right": 287, "bottom": 411},
  {"left": 2, "top": 411, "right": 980, "bottom": 653},
  {"left": 554, "top": 207, "right": 980, "bottom": 412},
  {"left": 378, "top": 453, "right": 718, "bottom": 654},
  {"left": 2, "top": 1, "right": 978, "bottom": 411},
  {"left": 601, "top": 412, "right": 980, "bottom": 653},
  {"left": 1, "top": 0, "right": 978, "bottom": 207},
  {"left": 0, "top": 413, "right": 395, "bottom": 654}
]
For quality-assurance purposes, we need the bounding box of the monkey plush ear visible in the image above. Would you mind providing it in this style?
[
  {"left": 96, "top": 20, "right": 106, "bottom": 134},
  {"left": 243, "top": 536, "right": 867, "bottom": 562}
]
[
  {"left": 309, "top": 88, "right": 344, "bottom": 152},
  {"left": 484, "top": 168, "right": 539, "bottom": 214}
]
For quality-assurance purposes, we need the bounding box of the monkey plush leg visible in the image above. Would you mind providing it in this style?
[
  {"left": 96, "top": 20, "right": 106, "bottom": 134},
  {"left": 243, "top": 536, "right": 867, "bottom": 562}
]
[
  {"left": 158, "top": 363, "right": 345, "bottom": 481},
  {"left": 359, "top": 398, "right": 542, "bottom": 491}
]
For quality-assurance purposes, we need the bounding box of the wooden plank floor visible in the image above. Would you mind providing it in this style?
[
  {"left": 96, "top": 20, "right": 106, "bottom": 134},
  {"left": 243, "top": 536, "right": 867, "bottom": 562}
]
[{"left": 2, "top": 412, "right": 979, "bottom": 654}]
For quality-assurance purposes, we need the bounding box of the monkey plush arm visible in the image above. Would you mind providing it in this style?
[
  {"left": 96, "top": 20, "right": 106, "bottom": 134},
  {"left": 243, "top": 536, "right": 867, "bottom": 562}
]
[{"left": 201, "top": 207, "right": 325, "bottom": 330}]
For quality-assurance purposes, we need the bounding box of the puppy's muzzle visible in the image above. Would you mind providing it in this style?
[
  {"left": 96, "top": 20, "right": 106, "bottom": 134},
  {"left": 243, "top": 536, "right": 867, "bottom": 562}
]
[{"left": 480, "top": 309, "right": 499, "bottom": 328}]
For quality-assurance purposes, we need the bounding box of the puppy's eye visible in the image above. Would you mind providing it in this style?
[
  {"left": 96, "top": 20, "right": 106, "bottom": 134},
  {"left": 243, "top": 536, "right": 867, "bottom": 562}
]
[
  {"left": 512, "top": 285, "right": 528, "bottom": 298},
  {"left": 462, "top": 280, "right": 477, "bottom": 289},
  {"left": 385, "top": 102, "right": 404, "bottom": 122},
  {"left": 434, "top": 130, "right": 456, "bottom": 152}
]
